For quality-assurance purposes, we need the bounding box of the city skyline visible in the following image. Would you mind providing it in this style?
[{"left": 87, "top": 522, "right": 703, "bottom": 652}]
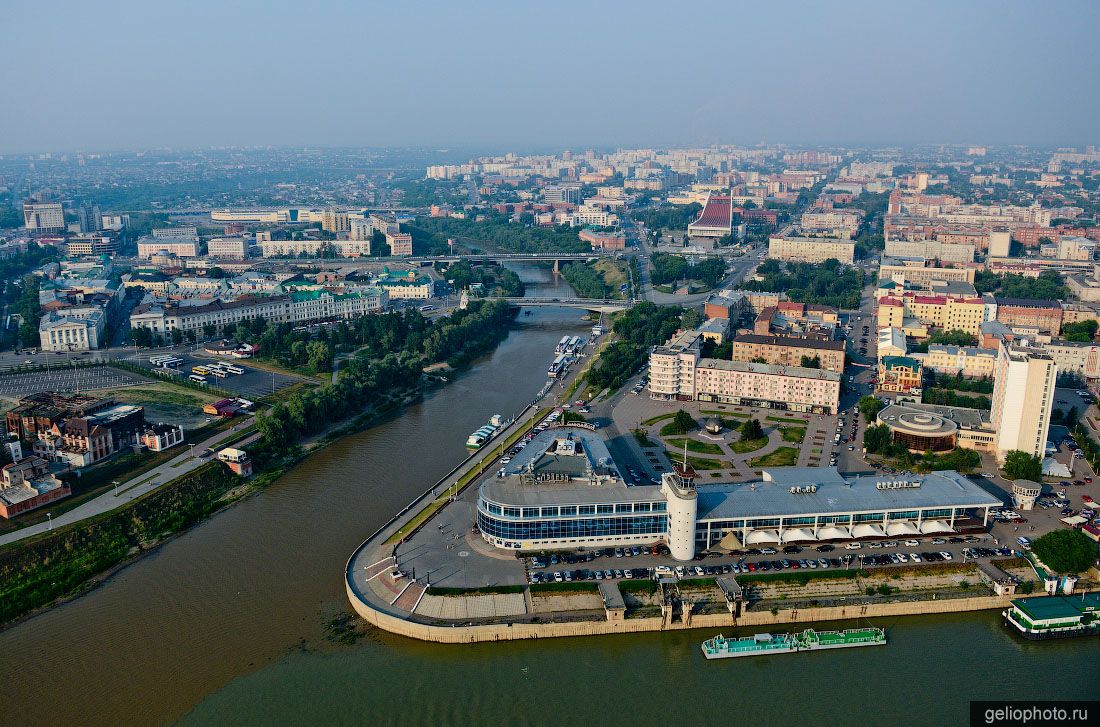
[{"left": 2, "top": 0, "right": 1099, "bottom": 153}]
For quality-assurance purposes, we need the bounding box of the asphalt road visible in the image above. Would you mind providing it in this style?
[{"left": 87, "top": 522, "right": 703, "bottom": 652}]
[{"left": 0, "top": 421, "right": 259, "bottom": 547}]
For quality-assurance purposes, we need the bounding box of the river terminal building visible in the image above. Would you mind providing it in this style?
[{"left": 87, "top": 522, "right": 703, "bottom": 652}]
[{"left": 476, "top": 426, "right": 1001, "bottom": 560}]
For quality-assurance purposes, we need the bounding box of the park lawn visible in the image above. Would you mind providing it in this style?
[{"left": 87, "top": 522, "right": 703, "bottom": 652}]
[
  {"left": 664, "top": 452, "right": 724, "bottom": 471},
  {"left": 766, "top": 415, "right": 808, "bottom": 425},
  {"left": 749, "top": 447, "right": 799, "bottom": 467},
  {"left": 729, "top": 436, "right": 768, "bottom": 454},
  {"left": 593, "top": 259, "right": 631, "bottom": 299},
  {"left": 781, "top": 426, "right": 806, "bottom": 443},
  {"left": 660, "top": 417, "right": 698, "bottom": 437},
  {"left": 642, "top": 411, "right": 677, "bottom": 426},
  {"left": 665, "top": 437, "right": 724, "bottom": 455},
  {"left": 700, "top": 409, "right": 748, "bottom": 418}
]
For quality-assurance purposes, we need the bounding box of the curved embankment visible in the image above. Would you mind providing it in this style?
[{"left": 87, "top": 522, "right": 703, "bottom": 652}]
[{"left": 344, "top": 564, "right": 1014, "bottom": 644}]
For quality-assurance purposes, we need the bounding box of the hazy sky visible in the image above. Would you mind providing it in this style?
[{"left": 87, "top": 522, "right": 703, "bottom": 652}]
[{"left": 3, "top": 0, "right": 1098, "bottom": 152}]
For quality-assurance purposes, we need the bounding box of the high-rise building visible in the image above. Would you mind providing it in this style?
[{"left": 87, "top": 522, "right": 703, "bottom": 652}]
[
  {"left": 990, "top": 345, "right": 1056, "bottom": 462},
  {"left": 22, "top": 202, "right": 65, "bottom": 232},
  {"left": 76, "top": 202, "right": 102, "bottom": 233}
]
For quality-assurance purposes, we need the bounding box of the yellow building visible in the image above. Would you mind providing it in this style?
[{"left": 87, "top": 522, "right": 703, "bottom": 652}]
[{"left": 878, "top": 356, "right": 923, "bottom": 393}]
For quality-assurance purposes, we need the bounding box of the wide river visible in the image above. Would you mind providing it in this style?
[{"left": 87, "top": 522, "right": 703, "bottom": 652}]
[{"left": 1, "top": 265, "right": 1095, "bottom": 727}]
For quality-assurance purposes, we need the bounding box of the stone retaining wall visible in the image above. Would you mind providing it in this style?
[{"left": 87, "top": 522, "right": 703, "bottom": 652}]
[{"left": 345, "top": 579, "right": 1013, "bottom": 645}]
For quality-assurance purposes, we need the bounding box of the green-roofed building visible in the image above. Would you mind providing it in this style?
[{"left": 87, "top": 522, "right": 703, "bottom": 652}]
[
  {"left": 1003, "top": 592, "right": 1100, "bottom": 640},
  {"left": 878, "top": 355, "right": 924, "bottom": 393}
]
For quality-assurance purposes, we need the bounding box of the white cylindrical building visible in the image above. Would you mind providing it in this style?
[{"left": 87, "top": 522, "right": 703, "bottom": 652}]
[{"left": 662, "top": 467, "right": 698, "bottom": 562}]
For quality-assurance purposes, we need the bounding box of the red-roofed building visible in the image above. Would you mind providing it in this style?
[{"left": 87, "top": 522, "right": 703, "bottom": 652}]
[{"left": 688, "top": 193, "right": 735, "bottom": 239}]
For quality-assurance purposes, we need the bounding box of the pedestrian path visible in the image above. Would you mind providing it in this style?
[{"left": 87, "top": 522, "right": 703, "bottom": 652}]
[{"left": 0, "top": 420, "right": 257, "bottom": 547}]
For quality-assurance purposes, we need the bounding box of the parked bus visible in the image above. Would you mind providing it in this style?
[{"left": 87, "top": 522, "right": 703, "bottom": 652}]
[
  {"left": 189, "top": 375, "right": 207, "bottom": 383},
  {"left": 547, "top": 354, "right": 567, "bottom": 378},
  {"left": 192, "top": 366, "right": 209, "bottom": 375},
  {"left": 207, "top": 368, "right": 228, "bottom": 379},
  {"left": 222, "top": 364, "right": 244, "bottom": 375}
]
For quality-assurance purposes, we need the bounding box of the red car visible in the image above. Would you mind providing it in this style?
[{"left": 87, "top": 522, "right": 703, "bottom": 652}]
[
  {"left": 1083, "top": 495, "right": 1095, "bottom": 504},
  {"left": 1085, "top": 477, "right": 1093, "bottom": 484}
]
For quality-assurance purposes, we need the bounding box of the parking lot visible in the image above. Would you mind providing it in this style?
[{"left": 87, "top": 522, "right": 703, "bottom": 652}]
[
  {"left": 0, "top": 365, "right": 151, "bottom": 402},
  {"left": 130, "top": 351, "right": 304, "bottom": 399},
  {"left": 524, "top": 534, "right": 1012, "bottom": 585}
]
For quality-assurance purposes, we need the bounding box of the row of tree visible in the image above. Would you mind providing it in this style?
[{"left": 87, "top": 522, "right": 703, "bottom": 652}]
[
  {"left": 255, "top": 300, "right": 515, "bottom": 449},
  {"left": 586, "top": 303, "right": 685, "bottom": 391},
  {"left": 408, "top": 214, "right": 589, "bottom": 254}
]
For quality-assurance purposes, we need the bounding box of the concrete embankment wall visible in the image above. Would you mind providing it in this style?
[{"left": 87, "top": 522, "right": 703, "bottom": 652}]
[{"left": 345, "top": 579, "right": 1012, "bottom": 645}]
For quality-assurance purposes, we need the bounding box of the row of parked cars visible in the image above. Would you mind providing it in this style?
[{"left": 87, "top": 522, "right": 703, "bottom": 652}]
[{"left": 529, "top": 545, "right": 670, "bottom": 569}]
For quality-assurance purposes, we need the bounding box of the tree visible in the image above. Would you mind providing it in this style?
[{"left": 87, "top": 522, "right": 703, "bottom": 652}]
[
  {"left": 202, "top": 323, "right": 217, "bottom": 339},
  {"left": 1031, "top": 530, "right": 1097, "bottom": 574},
  {"left": 129, "top": 327, "right": 152, "bottom": 348},
  {"left": 1062, "top": 320, "right": 1098, "bottom": 342},
  {"left": 858, "top": 395, "right": 884, "bottom": 423},
  {"left": 740, "top": 418, "right": 764, "bottom": 441},
  {"left": 800, "top": 355, "right": 821, "bottom": 369},
  {"left": 207, "top": 266, "right": 226, "bottom": 279},
  {"left": 170, "top": 328, "right": 184, "bottom": 346},
  {"left": 669, "top": 409, "right": 696, "bottom": 435},
  {"left": 1001, "top": 450, "right": 1042, "bottom": 482},
  {"left": 680, "top": 308, "right": 702, "bottom": 330},
  {"left": 863, "top": 424, "right": 893, "bottom": 454}
]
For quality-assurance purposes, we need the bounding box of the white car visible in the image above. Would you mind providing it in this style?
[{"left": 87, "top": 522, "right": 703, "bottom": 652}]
[
  {"left": 939, "top": 551, "right": 952, "bottom": 560},
  {"left": 896, "top": 553, "right": 909, "bottom": 563},
  {"left": 845, "top": 542, "right": 862, "bottom": 550},
  {"left": 909, "top": 553, "right": 922, "bottom": 562},
  {"left": 904, "top": 539, "right": 920, "bottom": 547}
]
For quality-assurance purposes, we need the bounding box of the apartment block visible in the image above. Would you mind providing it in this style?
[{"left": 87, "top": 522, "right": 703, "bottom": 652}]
[
  {"left": 767, "top": 236, "right": 854, "bottom": 264},
  {"left": 730, "top": 333, "right": 845, "bottom": 373}
]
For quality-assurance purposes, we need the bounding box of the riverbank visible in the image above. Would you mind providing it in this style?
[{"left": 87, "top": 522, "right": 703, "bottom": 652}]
[{"left": 0, "top": 305, "right": 518, "bottom": 630}]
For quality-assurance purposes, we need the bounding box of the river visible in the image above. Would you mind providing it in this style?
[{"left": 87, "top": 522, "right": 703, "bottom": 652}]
[{"left": 1, "top": 264, "right": 1095, "bottom": 727}]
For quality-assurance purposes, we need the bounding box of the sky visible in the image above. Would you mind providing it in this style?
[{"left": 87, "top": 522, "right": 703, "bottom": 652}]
[{"left": 2, "top": 0, "right": 1098, "bottom": 153}]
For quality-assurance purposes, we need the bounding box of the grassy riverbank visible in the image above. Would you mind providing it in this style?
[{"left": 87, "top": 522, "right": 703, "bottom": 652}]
[{"left": 0, "top": 302, "right": 520, "bottom": 629}]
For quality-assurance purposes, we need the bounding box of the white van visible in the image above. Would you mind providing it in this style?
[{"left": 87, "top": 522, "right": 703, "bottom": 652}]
[{"left": 845, "top": 542, "right": 863, "bottom": 550}]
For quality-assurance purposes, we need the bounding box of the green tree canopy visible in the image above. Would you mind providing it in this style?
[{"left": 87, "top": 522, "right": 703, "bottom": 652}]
[
  {"left": 740, "top": 418, "right": 764, "bottom": 441},
  {"left": 1031, "top": 529, "right": 1097, "bottom": 574},
  {"left": 1062, "top": 320, "right": 1098, "bottom": 342},
  {"left": 858, "top": 395, "right": 884, "bottom": 423},
  {"left": 1001, "top": 450, "right": 1042, "bottom": 482},
  {"left": 668, "top": 409, "right": 697, "bottom": 435}
]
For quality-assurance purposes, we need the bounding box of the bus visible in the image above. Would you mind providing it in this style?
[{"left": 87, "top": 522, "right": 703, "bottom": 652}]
[
  {"left": 419, "top": 305, "right": 435, "bottom": 313},
  {"left": 158, "top": 357, "right": 182, "bottom": 369},
  {"left": 189, "top": 375, "right": 207, "bottom": 383},
  {"left": 192, "top": 366, "right": 209, "bottom": 375},
  {"left": 547, "top": 354, "right": 567, "bottom": 378},
  {"left": 207, "top": 368, "right": 228, "bottom": 379},
  {"left": 222, "top": 364, "right": 244, "bottom": 375}
]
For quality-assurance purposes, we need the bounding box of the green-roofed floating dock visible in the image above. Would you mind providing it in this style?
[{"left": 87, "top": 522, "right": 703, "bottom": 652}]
[{"left": 1002, "top": 592, "right": 1100, "bottom": 640}]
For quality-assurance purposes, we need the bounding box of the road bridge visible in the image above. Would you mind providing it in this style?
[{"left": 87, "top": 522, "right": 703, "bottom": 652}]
[{"left": 490, "top": 297, "right": 632, "bottom": 313}]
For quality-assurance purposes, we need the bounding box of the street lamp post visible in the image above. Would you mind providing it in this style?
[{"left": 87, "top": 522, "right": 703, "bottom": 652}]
[
  {"left": 112, "top": 480, "right": 120, "bottom": 497},
  {"left": 46, "top": 512, "right": 53, "bottom": 530},
  {"left": 188, "top": 443, "right": 196, "bottom": 459}
]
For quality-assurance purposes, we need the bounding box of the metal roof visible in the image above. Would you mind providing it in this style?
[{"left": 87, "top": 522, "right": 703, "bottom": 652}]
[{"left": 696, "top": 468, "right": 1001, "bottom": 521}]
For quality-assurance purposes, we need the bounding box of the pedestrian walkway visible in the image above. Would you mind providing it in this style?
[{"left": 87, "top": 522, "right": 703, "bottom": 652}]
[{"left": 0, "top": 419, "right": 258, "bottom": 547}]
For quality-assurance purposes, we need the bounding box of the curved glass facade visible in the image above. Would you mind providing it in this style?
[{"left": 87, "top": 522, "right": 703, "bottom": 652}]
[
  {"left": 477, "top": 510, "right": 668, "bottom": 542},
  {"left": 890, "top": 428, "right": 955, "bottom": 452}
]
